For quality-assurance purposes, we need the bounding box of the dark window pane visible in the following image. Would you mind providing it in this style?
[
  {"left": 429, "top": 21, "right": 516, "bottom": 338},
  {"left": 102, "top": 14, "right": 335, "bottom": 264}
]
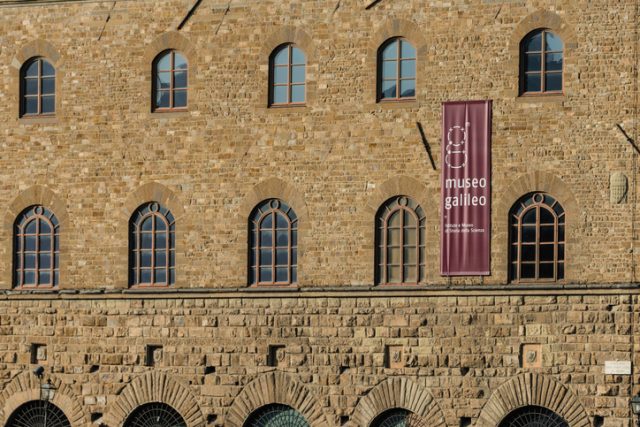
[
  {"left": 25, "top": 236, "right": 36, "bottom": 251},
  {"left": 404, "top": 266, "right": 416, "bottom": 282},
  {"left": 381, "top": 81, "right": 396, "bottom": 99},
  {"left": 545, "top": 73, "right": 562, "bottom": 91},
  {"left": 275, "top": 267, "right": 288, "bottom": 282},
  {"left": 545, "top": 52, "right": 563, "bottom": 71},
  {"left": 382, "top": 40, "right": 398, "bottom": 60},
  {"left": 276, "top": 248, "right": 288, "bottom": 266},
  {"left": 41, "top": 96, "right": 55, "bottom": 114},
  {"left": 140, "top": 269, "right": 152, "bottom": 283},
  {"left": 525, "top": 53, "right": 541, "bottom": 72},
  {"left": 291, "top": 230, "right": 297, "bottom": 247},
  {"left": 291, "top": 65, "right": 305, "bottom": 83},
  {"left": 291, "top": 248, "right": 297, "bottom": 264},
  {"left": 521, "top": 244, "right": 535, "bottom": 261},
  {"left": 545, "top": 31, "right": 563, "bottom": 51},
  {"left": 291, "top": 267, "right": 297, "bottom": 283},
  {"left": 400, "top": 40, "right": 416, "bottom": 58},
  {"left": 260, "top": 230, "right": 272, "bottom": 246},
  {"left": 522, "top": 226, "right": 536, "bottom": 242},
  {"left": 42, "top": 77, "right": 55, "bottom": 94},
  {"left": 25, "top": 254, "right": 36, "bottom": 269},
  {"left": 39, "top": 236, "right": 51, "bottom": 251},
  {"left": 39, "top": 271, "right": 51, "bottom": 285},
  {"left": 260, "top": 267, "right": 272, "bottom": 282},
  {"left": 400, "top": 59, "right": 416, "bottom": 78},
  {"left": 276, "top": 230, "right": 288, "bottom": 246},
  {"left": 272, "top": 86, "right": 287, "bottom": 104},
  {"left": 24, "top": 271, "right": 36, "bottom": 285},
  {"left": 520, "top": 263, "right": 535, "bottom": 279},
  {"left": 260, "top": 249, "right": 272, "bottom": 265},
  {"left": 291, "top": 85, "right": 305, "bottom": 103},
  {"left": 25, "top": 79, "right": 38, "bottom": 95},
  {"left": 41, "top": 60, "right": 55, "bottom": 76},
  {"left": 510, "top": 263, "right": 517, "bottom": 280},
  {"left": 24, "top": 97, "right": 38, "bottom": 115},
  {"left": 540, "top": 226, "right": 554, "bottom": 242},
  {"left": 262, "top": 213, "right": 273, "bottom": 228},
  {"left": 25, "top": 61, "right": 39, "bottom": 77},
  {"left": 558, "top": 244, "right": 565, "bottom": 261},
  {"left": 510, "top": 244, "right": 518, "bottom": 260},
  {"left": 539, "top": 244, "right": 555, "bottom": 261},
  {"left": 156, "top": 91, "right": 170, "bottom": 108},
  {"left": 157, "top": 72, "right": 171, "bottom": 89},
  {"left": 524, "top": 32, "right": 542, "bottom": 51},
  {"left": 273, "top": 66, "right": 288, "bottom": 84},
  {"left": 249, "top": 267, "right": 256, "bottom": 284},
  {"left": 141, "top": 217, "right": 153, "bottom": 231},
  {"left": 140, "top": 251, "right": 152, "bottom": 267},
  {"left": 558, "top": 226, "right": 565, "bottom": 242},
  {"left": 387, "top": 265, "right": 401, "bottom": 283},
  {"left": 155, "top": 234, "right": 166, "bottom": 249},
  {"left": 273, "top": 47, "right": 288, "bottom": 66},
  {"left": 525, "top": 73, "right": 541, "bottom": 92},
  {"left": 276, "top": 213, "right": 288, "bottom": 228},
  {"left": 400, "top": 79, "right": 415, "bottom": 98},
  {"left": 141, "top": 233, "right": 152, "bottom": 249},
  {"left": 382, "top": 60, "right": 397, "bottom": 79},
  {"left": 174, "top": 90, "right": 187, "bottom": 108},
  {"left": 539, "top": 263, "right": 554, "bottom": 278},
  {"left": 539, "top": 208, "right": 555, "bottom": 224},
  {"left": 174, "top": 71, "right": 187, "bottom": 89},
  {"left": 155, "top": 269, "right": 167, "bottom": 284},
  {"left": 25, "top": 220, "right": 37, "bottom": 234},
  {"left": 174, "top": 53, "right": 187, "bottom": 69},
  {"left": 557, "top": 263, "right": 564, "bottom": 279},
  {"left": 156, "top": 251, "right": 167, "bottom": 266},
  {"left": 40, "top": 221, "right": 51, "bottom": 234}
]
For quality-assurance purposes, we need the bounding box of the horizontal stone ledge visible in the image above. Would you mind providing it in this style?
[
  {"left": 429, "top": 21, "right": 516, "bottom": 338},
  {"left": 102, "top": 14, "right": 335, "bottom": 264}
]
[{"left": 0, "top": 282, "right": 637, "bottom": 300}]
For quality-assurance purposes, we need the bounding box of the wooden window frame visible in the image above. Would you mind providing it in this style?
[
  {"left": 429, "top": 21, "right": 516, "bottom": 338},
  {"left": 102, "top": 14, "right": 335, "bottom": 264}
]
[
  {"left": 152, "top": 50, "right": 188, "bottom": 112},
  {"left": 129, "top": 202, "right": 176, "bottom": 287},
  {"left": 268, "top": 44, "right": 306, "bottom": 107},
  {"left": 377, "top": 38, "right": 417, "bottom": 102},
  {"left": 13, "top": 205, "right": 59, "bottom": 289},
  {"left": 509, "top": 193, "right": 565, "bottom": 283},
  {"left": 520, "top": 29, "right": 564, "bottom": 96},
  {"left": 249, "top": 199, "right": 298, "bottom": 286},
  {"left": 375, "top": 196, "right": 426, "bottom": 285},
  {"left": 20, "top": 58, "right": 55, "bottom": 117}
]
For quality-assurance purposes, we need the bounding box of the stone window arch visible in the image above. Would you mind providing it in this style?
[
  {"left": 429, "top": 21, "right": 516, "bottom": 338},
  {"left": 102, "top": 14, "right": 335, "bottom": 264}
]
[
  {"left": 375, "top": 196, "right": 426, "bottom": 285},
  {"left": 498, "top": 405, "right": 568, "bottom": 427},
  {"left": 377, "top": 37, "right": 416, "bottom": 101},
  {"left": 129, "top": 202, "right": 176, "bottom": 287},
  {"left": 249, "top": 199, "right": 298, "bottom": 285},
  {"left": 244, "top": 404, "right": 309, "bottom": 427},
  {"left": 370, "top": 408, "right": 428, "bottom": 427},
  {"left": 269, "top": 43, "right": 306, "bottom": 106},
  {"left": 20, "top": 57, "right": 56, "bottom": 116},
  {"left": 520, "top": 29, "right": 563, "bottom": 95},
  {"left": 509, "top": 192, "right": 564, "bottom": 283},
  {"left": 6, "top": 400, "right": 70, "bottom": 427},
  {"left": 152, "top": 50, "right": 188, "bottom": 111},
  {"left": 14, "top": 205, "right": 60, "bottom": 288},
  {"left": 124, "top": 402, "right": 186, "bottom": 427}
]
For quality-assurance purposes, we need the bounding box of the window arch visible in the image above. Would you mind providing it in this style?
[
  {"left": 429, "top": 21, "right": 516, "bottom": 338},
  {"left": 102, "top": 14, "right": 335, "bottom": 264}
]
[
  {"left": 6, "top": 400, "right": 70, "bottom": 427},
  {"left": 370, "top": 408, "right": 427, "bottom": 427},
  {"left": 129, "top": 202, "right": 175, "bottom": 287},
  {"left": 375, "top": 196, "right": 426, "bottom": 285},
  {"left": 249, "top": 199, "right": 297, "bottom": 285},
  {"left": 509, "top": 192, "right": 565, "bottom": 282},
  {"left": 520, "top": 29, "right": 563, "bottom": 95},
  {"left": 124, "top": 402, "right": 186, "bottom": 427},
  {"left": 244, "top": 404, "right": 309, "bottom": 427},
  {"left": 499, "top": 405, "right": 568, "bottom": 427},
  {"left": 378, "top": 37, "right": 416, "bottom": 101},
  {"left": 152, "top": 50, "right": 188, "bottom": 111},
  {"left": 269, "top": 44, "right": 306, "bottom": 106},
  {"left": 13, "top": 205, "right": 59, "bottom": 288},
  {"left": 20, "top": 57, "right": 55, "bottom": 117}
]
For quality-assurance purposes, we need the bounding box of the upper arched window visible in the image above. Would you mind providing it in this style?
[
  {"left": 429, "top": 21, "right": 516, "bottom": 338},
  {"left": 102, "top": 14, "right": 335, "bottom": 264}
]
[
  {"left": 14, "top": 205, "right": 60, "bottom": 288},
  {"left": 124, "top": 402, "right": 186, "bottom": 427},
  {"left": 509, "top": 193, "right": 565, "bottom": 282},
  {"left": 249, "top": 199, "right": 298, "bottom": 285},
  {"left": 520, "top": 29, "right": 563, "bottom": 95},
  {"left": 6, "top": 400, "right": 70, "bottom": 427},
  {"left": 375, "top": 196, "right": 425, "bottom": 285},
  {"left": 499, "top": 405, "right": 568, "bottom": 427},
  {"left": 370, "top": 408, "right": 426, "bottom": 427},
  {"left": 129, "top": 202, "right": 175, "bottom": 287},
  {"left": 152, "top": 50, "right": 188, "bottom": 111},
  {"left": 244, "top": 404, "right": 309, "bottom": 427},
  {"left": 378, "top": 37, "right": 416, "bottom": 101},
  {"left": 20, "top": 57, "right": 55, "bottom": 117},
  {"left": 269, "top": 44, "right": 306, "bottom": 106}
]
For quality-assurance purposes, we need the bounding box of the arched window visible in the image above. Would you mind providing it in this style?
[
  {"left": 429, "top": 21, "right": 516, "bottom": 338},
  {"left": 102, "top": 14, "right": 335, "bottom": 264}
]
[
  {"left": 269, "top": 44, "right": 306, "bottom": 106},
  {"left": 14, "top": 206, "right": 59, "bottom": 288},
  {"left": 249, "top": 199, "right": 297, "bottom": 285},
  {"left": 152, "top": 50, "right": 188, "bottom": 111},
  {"left": 244, "top": 404, "right": 309, "bottom": 427},
  {"left": 378, "top": 37, "right": 416, "bottom": 101},
  {"left": 499, "top": 405, "right": 568, "bottom": 427},
  {"left": 6, "top": 400, "right": 70, "bottom": 427},
  {"left": 20, "top": 57, "right": 55, "bottom": 117},
  {"left": 370, "top": 408, "right": 427, "bottom": 427},
  {"left": 124, "top": 402, "right": 186, "bottom": 427},
  {"left": 509, "top": 193, "right": 565, "bottom": 282},
  {"left": 376, "top": 196, "right": 425, "bottom": 285},
  {"left": 520, "top": 29, "right": 563, "bottom": 95},
  {"left": 129, "top": 202, "right": 175, "bottom": 287}
]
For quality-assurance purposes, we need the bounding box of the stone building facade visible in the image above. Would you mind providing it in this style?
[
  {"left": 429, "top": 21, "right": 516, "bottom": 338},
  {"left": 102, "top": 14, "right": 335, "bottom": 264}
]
[{"left": 0, "top": 0, "right": 638, "bottom": 426}]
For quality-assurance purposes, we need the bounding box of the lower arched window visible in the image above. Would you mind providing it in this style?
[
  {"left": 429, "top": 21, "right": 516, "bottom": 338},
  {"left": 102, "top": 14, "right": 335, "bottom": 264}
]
[
  {"left": 509, "top": 192, "right": 564, "bottom": 282},
  {"left": 370, "top": 408, "right": 426, "bottom": 427},
  {"left": 244, "top": 404, "right": 309, "bottom": 427},
  {"left": 129, "top": 202, "right": 176, "bottom": 287},
  {"left": 499, "top": 405, "right": 568, "bottom": 427},
  {"left": 124, "top": 402, "right": 186, "bottom": 427},
  {"left": 6, "top": 400, "right": 70, "bottom": 427}
]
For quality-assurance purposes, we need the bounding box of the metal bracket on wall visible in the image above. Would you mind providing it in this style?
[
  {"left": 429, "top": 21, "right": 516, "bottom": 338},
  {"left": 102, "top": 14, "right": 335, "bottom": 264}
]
[
  {"left": 178, "top": 0, "right": 204, "bottom": 30},
  {"left": 416, "top": 122, "right": 437, "bottom": 171},
  {"left": 617, "top": 123, "right": 640, "bottom": 155},
  {"left": 365, "top": 0, "right": 383, "bottom": 10}
]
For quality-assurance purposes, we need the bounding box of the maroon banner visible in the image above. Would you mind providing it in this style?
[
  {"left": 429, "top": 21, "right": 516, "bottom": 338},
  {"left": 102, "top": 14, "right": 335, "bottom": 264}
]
[{"left": 441, "top": 100, "right": 492, "bottom": 275}]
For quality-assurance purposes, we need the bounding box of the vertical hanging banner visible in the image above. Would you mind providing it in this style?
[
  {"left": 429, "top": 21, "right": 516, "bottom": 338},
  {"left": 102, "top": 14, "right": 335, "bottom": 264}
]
[{"left": 441, "top": 100, "right": 492, "bottom": 275}]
